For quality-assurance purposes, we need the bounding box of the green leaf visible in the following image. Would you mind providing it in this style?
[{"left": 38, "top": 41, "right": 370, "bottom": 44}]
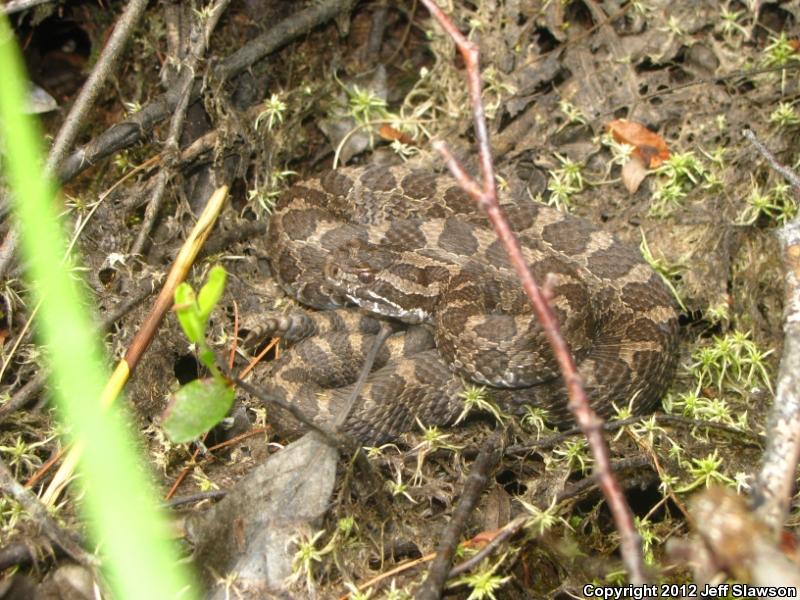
[
  {"left": 174, "top": 283, "right": 203, "bottom": 344},
  {"left": 161, "top": 378, "right": 235, "bottom": 443},
  {"left": 197, "top": 265, "right": 226, "bottom": 323}
]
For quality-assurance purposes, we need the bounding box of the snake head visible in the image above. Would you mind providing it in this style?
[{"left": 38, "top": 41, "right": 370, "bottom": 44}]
[{"left": 324, "top": 238, "right": 431, "bottom": 323}]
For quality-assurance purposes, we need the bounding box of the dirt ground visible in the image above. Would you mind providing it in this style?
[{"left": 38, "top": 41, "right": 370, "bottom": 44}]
[{"left": 2, "top": 0, "right": 799, "bottom": 598}]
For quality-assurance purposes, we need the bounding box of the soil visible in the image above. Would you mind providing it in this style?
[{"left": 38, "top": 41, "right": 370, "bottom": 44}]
[{"left": 2, "top": 1, "right": 799, "bottom": 598}]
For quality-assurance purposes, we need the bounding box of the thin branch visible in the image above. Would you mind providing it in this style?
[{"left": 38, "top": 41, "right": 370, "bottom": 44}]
[
  {"left": 0, "top": 0, "right": 149, "bottom": 281},
  {"left": 0, "top": 0, "right": 56, "bottom": 15},
  {"left": 129, "top": 0, "right": 232, "bottom": 258},
  {"left": 55, "top": 0, "right": 355, "bottom": 185},
  {"left": 0, "top": 458, "right": 95, "bottom": 567},
  {"left": 419, "top": 0, "right": 648, "bottom": 584},
  {"left": 415, "top": 435, "right": 503, "bottom": 600},
  {"left": 742, "top": 129, "right": 800, "bottom": 200},
  {"left": 744, "top": 129, "right": 800, "bottom": 531},
  {"left": 334, "top": 322, "right": 393, "bottom": 429},
  {"left": 231, "top": 373, "right": 351, "bottom": 452},
  {"left": 447, "top": 515, "right": 526, "bottom": 579}
]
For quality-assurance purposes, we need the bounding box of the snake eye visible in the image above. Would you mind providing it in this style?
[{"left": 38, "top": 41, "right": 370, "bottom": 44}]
[
  {"left": 327, "top": 264, "right": 340, "bottom": 279},
  {"left": 358, "top": 270, "right": 374, "bottom": 284}
]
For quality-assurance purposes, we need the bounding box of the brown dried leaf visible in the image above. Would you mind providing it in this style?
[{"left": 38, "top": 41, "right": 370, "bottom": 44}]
[{"left": 607, "top": 119, "right": 670, "bottom": 168}]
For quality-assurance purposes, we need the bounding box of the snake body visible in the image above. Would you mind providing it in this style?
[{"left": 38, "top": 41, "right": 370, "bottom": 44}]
[{"left": 260, "top": 164, "right": 679, "bottom": 443}]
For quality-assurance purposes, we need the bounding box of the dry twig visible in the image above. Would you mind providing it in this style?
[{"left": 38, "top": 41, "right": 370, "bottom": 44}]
[
  {"left": 0, "top": 0, "right": 150, "bottom": 282},
  {"left": 129, "top": 0, "right": 232, "bottom": 257},
  {"left": 415, "top": 435, "right": 503, "bottom": 600},
  {"left": 418, "top": 0, "right": 648, "bottom": 585},
  {"left": 743, "top": 129, "right": 800, "bottom": 532}
]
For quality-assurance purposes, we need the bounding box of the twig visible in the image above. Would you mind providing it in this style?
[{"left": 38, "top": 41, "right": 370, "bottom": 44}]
[
  {"left": 505, "top": 413, "right": 763, "bottom": 457},
  {"left": 743, "top": 129, "right": 800, "bottom": 200},
  {"left": 56, "top": 0, "right": 355, "bottom": 185},
  {"left": 0, "top": 0, "right": 151, "bottom": 282},
  {"left": 0, "top": 457, "right": 95, "bottom": 567},
  {"left": 414, "top": 434, "right": 503, "bottom": 600},
  {"left": 335, "top": 322, "right": 393, "bottom": 429},
  {"left": 419, "top": 0, "right": 648, "bottom": 584},
  {"left": 744, "top": 130, "right": 800, "bottom": 531},
  {"left": 0, "top": 279, "right": 155, "bottom": 424},
  {"left": 41, "top": 185, "right": 229, "bottom": 506},
  {"left": 129, "top": 0, "right": 232, "bottom": 258},
  {"left": 447, "top": 515, "right": 527, "bottom": 579},
  {"left": 0, "top": 0, "right": 56, "bottom": 15},
  {"left": 231, "top": 374, "right": 351, "bottom": 451}
]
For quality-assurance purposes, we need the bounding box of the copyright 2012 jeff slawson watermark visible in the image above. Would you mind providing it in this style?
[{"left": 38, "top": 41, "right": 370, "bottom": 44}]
[{"left": 582, "top": 583, "right": 798, "bottom": 599}]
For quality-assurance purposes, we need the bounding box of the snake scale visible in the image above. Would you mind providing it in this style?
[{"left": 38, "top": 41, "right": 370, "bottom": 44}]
[{"left": 256, "top": 164, "right": 679, "bottom": 444}]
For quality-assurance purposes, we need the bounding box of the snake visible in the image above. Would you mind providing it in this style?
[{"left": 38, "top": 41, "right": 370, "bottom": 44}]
[{"left": 256, "top": 164, "right": 679, "bottom": 444}]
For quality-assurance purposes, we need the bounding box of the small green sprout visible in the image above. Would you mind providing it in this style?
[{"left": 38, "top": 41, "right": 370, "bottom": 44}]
[
  {"left": 553, "top": 439, "right": 591, "bottom": 473},
  {"left": 389, "top": 139, "right": 419, "bottom": 160},
  {"left": 718, "top": 7, "right": 748, "bottom": 39},
  {"left": 415, "top": 420, "right": 461, "bottom": 452},
  {"left": 162, "top": 266, "right": 235, "bottom": 443},
  {"left": 668, "top": 390, "right": 706, "bottom": 418},
  {"left": 658, "top": 472, "right": 680, "bottom": 496},
  {"left": 386, "top": 470, "right": 416, "bottom": 503},
  {"left": 520, "top": 406, "right": 552, "bottom": 436},
  {"left": 630, "top": 415, "right": 666, "bottom": 446},
  {"left": 600, "top": 132, "right": 635, "bottom": 168},
  {"left": 337, "top": 516, "right": 358, "bottom": 539},
  {"left": 635, "top": 517, "right": 661, "bottom": 564},
  {"left": 667, "top": 441, "right": 684, "bottom": 461},
  {"left": 650, "top": 151, "right": 711, "bottom": 215},
  {"left": 0, "top": 434, "right": 50, "bottom": 477},
  {"left": 555, "top": 153, "right": 585, "bottom": 190},
  {"left": 383, "top": 580, "right": 412, "bottom": 600},
  {"left": 762, "top": 33, "right": 800, "bottom": 68},
  {"left": 656, "top": 151, "right": 706, "bottom": 186},
  {"left": 482, "top": 66, "right": 517, "bottom": 119},
  {"left": 770, "top": 102, "right": 800, "bottom": 128},
  {"left": 558, "top": 100, "right": 588, "bottom": 126},
  {"left": 453, "top": 554, "right": 512, "bottom": 600},
  {"left": 689, "top": 330, "right": 774, "bottom": 394},
  {"left": 248, "top": 168, "right": 296, "bottom": 215},
  {"left": 347, "top": 85, "right": 389, "bottom": 126},
  {"left": 0, "top": 497, "right": 26, "bottom": 534},
  {"left": 192, "top": 4, "right": 215, "bottom": 20},
  {"left": 705, "top": 301, "right": 730, "bottom": 325},
  {"left": 675, "top": 450, "right": 735, "bottom": 492},
  {"left": 455, "top": 385, "right": 509, "bottom": 426},
  {"left": 611, "top": 397, "right": 636, "bottom": 422},
  {"left": 290, "top": 528, "right": 334, "bottom": 590},
  {"left": 737, "top": 180, "right": 797, "bottom": 225},
  {"left": 547, "top": 170, "right": 579, "bottom": 211},
  {"left": 255, "top": 93, "right": 287, "bottom": 131},
  {"left": 518, "top": 497, "right": 569, "bottom": 535},
  {"left": 649, "top": 181, "right": 686, "bottom": 215},
  {"left": 342, "top": 582, "right": 374, "bottom": 600},
  {"left": 660, "top": 16, "right": 684, "bottom": 37},
  {"left": 191, "top": 467, "right": 219, "bottom": 492},
  {"left": 122, "top": 100, "right": 142, "bottom": 115}
]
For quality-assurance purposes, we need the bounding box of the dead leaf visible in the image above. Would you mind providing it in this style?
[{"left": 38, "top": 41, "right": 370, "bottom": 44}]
[
  {"left": 378, "top": 124, "right": 416, "bottom": 146},
  {"left": 607, "top": 119, "right": 670, "bottom": 168},
  {"left": 463, "top": 527, "right": 503, "bottom": 549}
]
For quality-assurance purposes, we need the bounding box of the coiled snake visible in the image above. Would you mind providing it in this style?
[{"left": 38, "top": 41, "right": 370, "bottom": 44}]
[{"left": 257, "top": 164, "right": 679, "bottom": 444}]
